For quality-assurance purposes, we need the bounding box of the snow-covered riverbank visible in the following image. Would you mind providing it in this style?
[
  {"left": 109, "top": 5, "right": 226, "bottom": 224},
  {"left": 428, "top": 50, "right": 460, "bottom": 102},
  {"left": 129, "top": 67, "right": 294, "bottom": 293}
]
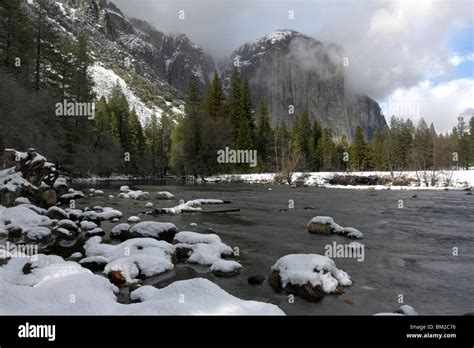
[{"left": 206, "top": 170, "right": 474, "bottom": 191}]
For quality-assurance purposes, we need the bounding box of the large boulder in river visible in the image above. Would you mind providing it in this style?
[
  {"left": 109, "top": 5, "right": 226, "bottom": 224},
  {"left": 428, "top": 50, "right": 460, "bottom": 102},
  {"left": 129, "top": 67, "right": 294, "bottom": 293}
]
[
  {"left": 308, "top": 216, "right": 363, "bottom": 239},
  {"left": 268, "top": 254, "right": 352, "bottom": 302}
]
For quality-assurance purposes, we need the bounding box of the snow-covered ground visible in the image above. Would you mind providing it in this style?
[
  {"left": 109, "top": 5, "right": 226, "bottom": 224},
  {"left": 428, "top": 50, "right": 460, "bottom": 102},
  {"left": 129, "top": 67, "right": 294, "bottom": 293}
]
[
  {"left": 206, "top": 170, "right": 474, "bottom": 190},
  {"left": 0, "top": 254, "right": 283, "bottom": 315},
  {"left": 89, "top": 63, "right": 180, "bottom": 125}
]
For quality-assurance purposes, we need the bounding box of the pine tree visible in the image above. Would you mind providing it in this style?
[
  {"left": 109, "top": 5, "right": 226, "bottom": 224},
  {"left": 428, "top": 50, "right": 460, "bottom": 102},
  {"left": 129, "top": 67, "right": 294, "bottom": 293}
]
[
  {"left": 204, "top": 71, "right": 226, "bottom": 119},
  {"left": 255, "top": 99, "right": 272, "bottom": 170},
  {"left": 412, "top": 118, "right": 434, "bottom": 170},
  {"left": 274, "top": 121, "right": 289, "bottom": 172},
  {"left": 350, "top": 126, "right": 368, "bottom": 171},
  {"left": 144, "top": 114, "right": 160, "bottom": 174},
  {"left": 170, "top": 75, "right": 208, "bottom": 177},
  {"left": 57, "top": 36, "right": 75, "bottom": 98},
  {"left": 73, "top": 32, "right": 95, "bottom": 102},
  {"left": 108, "top": 83, "right": 131, "bottom": 148},
  {"left": 335, "top": 134, "right": 349, "bottom": 171},
  {"left": 228, "top": 66, "right": 242, "bottom": 140},
  {"left": 371, "top": 129, "right": 389, "bottom": 171},
  {"left": 311, "top": 120, "right": 323, "bottom": 171},
  {"left": 0, "top": 0, "right": 34, "bottom": 82},
  {"left": 319, "top": 127, "right": 335, "bottom": 171},
  {"left": 291, "top": 111, "right": 313, "bottom": 169}
]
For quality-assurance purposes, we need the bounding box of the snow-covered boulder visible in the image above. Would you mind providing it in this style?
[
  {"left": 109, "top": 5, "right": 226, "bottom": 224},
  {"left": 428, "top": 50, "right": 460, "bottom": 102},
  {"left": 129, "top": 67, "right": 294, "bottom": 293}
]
[
  {"left": 127, "top": 216, "right": 140, "bottom": 223},
  {"left": 14, "top": 197, "right": 31, "bottom": 205},
  {"left": 154, "top": 191, "right": 175, "bottom": 200},
  {"left": 118, "top": 189, "right": 150, "bottom": 200},
  {"left": 85, "top": 227, "right": 105, "bottom": 238},
  {"left": 23, "top": 226, "right": 51, "bottom": 242},
  {"left": 46, "top": 206, "right": 69, "bottom": 220},
  {"left": 56, "top": 219, "right": 79, "bottom": 234},
  {"left": 308, "top": 216, "right": 363, "bottom": 239},
  {"left": 268, "top": 254, "right": 352, "bottom": 302},
  {"left": 129, "top": 278, "right": 285, "bottom": 315},
  {"left": 110, "top": 223, "right": 131, "bottom": 238},
  {"left": 210, "top": 260, "right": 242, "bottom": 277},
  {"left": 127, "top": 221, "right": 177, "bottom": 242},
  {"left": 0, "top": 205, "right": 53, "bottom": 238},
  {"left": 59, "top": 189, "right": 84, "bottom": 202},
  {"left": 0, "top": 254, "right": 120, "bottom": 315},
  {"left": 80, "top": 220, "right": 98, "bottom": 231},
  {"left": 308, "top": 216, "right": 343, "bottom": 235},
  {"left": 173, "top": 232, "right": 238, "bottom": 275},
  {"left": 97, "top": 208, "right": 123, "bottom": 221},
  {"left": 82, "top": 236, "right": 175, "bottom": 284}
]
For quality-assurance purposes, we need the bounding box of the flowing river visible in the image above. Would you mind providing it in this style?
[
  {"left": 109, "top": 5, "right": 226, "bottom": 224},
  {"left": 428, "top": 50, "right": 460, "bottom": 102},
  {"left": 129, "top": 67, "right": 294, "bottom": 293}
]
[{"left": 63, "top": 182, "right": 474, "bottom": 315}]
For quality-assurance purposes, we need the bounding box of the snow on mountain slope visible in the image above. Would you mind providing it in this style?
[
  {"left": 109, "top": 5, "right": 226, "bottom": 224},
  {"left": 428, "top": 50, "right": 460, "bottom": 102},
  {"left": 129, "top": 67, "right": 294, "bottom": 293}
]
[{"left": 89, "top": 63, "right": 163, "bottom": 124}]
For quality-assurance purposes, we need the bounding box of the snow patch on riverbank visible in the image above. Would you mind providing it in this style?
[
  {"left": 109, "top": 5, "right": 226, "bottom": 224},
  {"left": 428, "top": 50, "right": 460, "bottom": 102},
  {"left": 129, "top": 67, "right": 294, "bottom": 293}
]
[{"left": 206, "top": 170, "right": 474, "bottom": 190}]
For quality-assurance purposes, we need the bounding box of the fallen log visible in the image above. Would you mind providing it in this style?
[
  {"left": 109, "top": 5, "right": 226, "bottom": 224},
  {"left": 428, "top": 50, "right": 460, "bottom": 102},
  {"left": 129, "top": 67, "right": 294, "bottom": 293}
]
[{"left": 143, "top": 208, "right": 240, "bottom": 215}]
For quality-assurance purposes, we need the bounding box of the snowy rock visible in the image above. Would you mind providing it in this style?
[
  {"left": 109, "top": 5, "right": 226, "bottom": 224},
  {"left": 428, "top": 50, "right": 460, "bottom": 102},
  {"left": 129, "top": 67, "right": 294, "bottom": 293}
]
[
  {"left": 0, "top": 205, "right": 53, "bottom": 236},
  {"left": 56, "top": 219, "right": 79, "bottom": 234},
  {"left": 210, "top": 259, "right": 242, "bottom": 277},
  {"left": 23, "top": 227, "right": 51, "bottom": 242},
  {"left": 46, "top": 206, "right": 69, "bottom": 220},
  {"left": 269, "top": 254, "right": 352, "bottom": 302},
  {"left": 98, "top": 208, "right": 123, "bottom": 221},
  {"left": 119, "top": 186, "right": 131, "bottom": 193},
  {"left": 173, "top": 231, "right": 234, "bottom": 267},
  {"left": 85, "top": 227, "right": 105, "bottom": 238},
  {"left": 52, "top": 227, "right": 74, "bottom": 238},
  {"left": 80, "top": 220, "right": 98, "bottom": 231},
  {"left": 14, "top": 197, "right": 31, "bottom": 205},
  {"left": 80, "top": 210, "right": 100, "bottom": 222},
  {"left": 110, "top": 223, "right": 131, "bottom": 238},
  {"left": 127, "top": 216, "right": 140, "bottom": 223},
  {"left": 342, "top": 227, "right": 364, "bottom": 239},
  {"left": 66, "top": 209, "right": 83, "bottom": 221},
  {"left": 83, "top": 236, "right": 175, "bottom": 284},
  {"left": 59, "top": 189, "right": 84, "bottom": 202},
  {"left": 118, "top": 188, "right": 150, "bottom": 200},
  {"left": 70, "top": 252, "right": 83, "bottom": 259},
  {"left": 145, "top": 202, "right": 154, "bottom": 208},
  {"left": 155, "top": 191, "right": 175, "bottom": 200},
  {"left": 308, "top": 216, "right": 343, "bottom": 235},
  {"left": 308, "top": 216, "right": 363, "bottom": 239},
  {"left": 128, "top": 221, "right": 177, "bottom": 242}
]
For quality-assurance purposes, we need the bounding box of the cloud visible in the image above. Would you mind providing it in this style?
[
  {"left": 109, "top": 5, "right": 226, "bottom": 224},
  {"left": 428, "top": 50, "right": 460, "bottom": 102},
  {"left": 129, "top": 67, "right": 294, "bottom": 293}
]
[
  {"left": 450, "top": 53, "right": 474, "bottom": 66},
  {"left": 112, "top": 0, "right": 472, "bottom": 104},
  {"left": 383, "top": 78, "right": 474, "bottom": 132}
]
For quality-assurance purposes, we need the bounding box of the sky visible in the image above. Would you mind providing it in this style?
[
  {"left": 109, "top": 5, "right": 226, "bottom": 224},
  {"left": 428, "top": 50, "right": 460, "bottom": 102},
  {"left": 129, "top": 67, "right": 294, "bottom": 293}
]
[{"left": 113, "top": 0, "right": 474, "bottom": 132}]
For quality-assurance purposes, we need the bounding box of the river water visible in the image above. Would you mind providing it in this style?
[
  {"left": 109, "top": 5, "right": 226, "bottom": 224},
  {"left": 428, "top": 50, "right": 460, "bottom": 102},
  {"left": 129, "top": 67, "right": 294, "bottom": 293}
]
[{"left": 71, "top": 182, "right": 474, "bottom": 315}]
